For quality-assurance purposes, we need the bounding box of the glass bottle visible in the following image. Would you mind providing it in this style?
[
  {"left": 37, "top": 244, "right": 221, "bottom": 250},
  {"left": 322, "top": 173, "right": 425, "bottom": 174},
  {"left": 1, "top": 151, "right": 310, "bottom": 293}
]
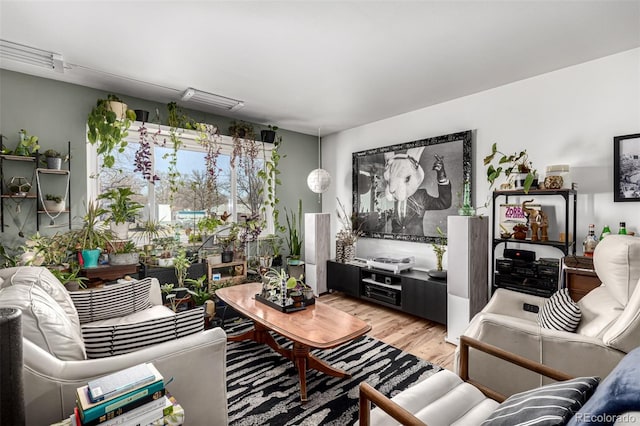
[
  {"left": 583, "top": 224, "right": 598, "bottom": 257},
  {"left": 600, "top": 225, "right": 611, "bottom": 240},
  {"left": 619, "top": 222, "right": 627, "bottom": 235}
]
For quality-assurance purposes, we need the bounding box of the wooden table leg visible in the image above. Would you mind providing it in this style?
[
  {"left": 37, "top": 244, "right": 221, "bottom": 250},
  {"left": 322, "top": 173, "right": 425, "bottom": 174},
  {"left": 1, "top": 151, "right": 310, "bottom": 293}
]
[{"left": 230, "top": 321, "right": 352, "bottom": 402}]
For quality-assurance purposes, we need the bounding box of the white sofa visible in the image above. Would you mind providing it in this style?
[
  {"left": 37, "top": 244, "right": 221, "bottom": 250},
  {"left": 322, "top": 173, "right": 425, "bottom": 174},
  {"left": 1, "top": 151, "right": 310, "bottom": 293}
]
[
  {"left": 0, "top": 266, "right": 228, "bottom": 426},
  {"left": 459, "top": 234, "right": 640, "bottom": 397}
]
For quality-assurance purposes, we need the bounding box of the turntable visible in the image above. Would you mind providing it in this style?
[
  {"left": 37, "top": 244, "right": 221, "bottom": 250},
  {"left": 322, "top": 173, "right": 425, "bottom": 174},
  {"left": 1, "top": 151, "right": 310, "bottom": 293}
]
[{"left": 366, "top": 256, "right": 415, "bottom": 274}]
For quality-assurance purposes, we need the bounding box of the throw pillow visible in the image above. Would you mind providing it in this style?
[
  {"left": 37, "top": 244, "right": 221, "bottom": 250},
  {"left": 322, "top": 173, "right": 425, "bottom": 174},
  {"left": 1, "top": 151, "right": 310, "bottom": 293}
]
[
  {"left": 69, "top": 278, "right": 153, "bottom": 324},
  {"left": 0, "top": 284, "right": 86, "bottom": 360},
  {"left": 567, "top": 345, "right": 640, "bottom": 426},
  {"left": 538, "top": 288, "right": 582, "bottom": 332},
  {"left": 482, "top": 376, "right": 600, "bottom": 426}
]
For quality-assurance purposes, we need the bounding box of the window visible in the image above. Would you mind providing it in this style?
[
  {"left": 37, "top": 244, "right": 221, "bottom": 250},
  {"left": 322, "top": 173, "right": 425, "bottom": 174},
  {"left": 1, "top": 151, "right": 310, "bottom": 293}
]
[{"left": 87, "top": 122, "right": 271, "bottom": 239}]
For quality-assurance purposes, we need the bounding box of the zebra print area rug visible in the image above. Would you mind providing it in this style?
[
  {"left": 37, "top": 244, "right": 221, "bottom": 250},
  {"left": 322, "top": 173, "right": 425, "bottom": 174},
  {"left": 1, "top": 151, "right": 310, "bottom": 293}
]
[{"left": 225, "top": 320, "right": 441, "bottom": 425}]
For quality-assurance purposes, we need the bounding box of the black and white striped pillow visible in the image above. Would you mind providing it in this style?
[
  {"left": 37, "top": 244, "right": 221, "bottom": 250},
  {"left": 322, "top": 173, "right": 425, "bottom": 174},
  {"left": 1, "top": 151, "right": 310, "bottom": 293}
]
[
  {"left": 81, "top": 307, "right": 204, "bottom": 358},
  {"left": 482, "top": 376, "right": 599, "bottom": 425},
  {"left": 69, "top": 278, "right": 153, "bottom": 324},
  {"left": 538, "top": 288, "right": 582, "bottom": 332}
]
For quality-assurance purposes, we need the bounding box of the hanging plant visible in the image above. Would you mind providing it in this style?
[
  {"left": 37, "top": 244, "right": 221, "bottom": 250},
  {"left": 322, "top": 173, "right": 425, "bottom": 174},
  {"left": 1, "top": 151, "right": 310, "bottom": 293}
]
[
  {"left": 165, "top": 102, "right": 186, "bottom": 202},
  {"left": 228, "top": 120, "right": 256, "bottom": 168},
  {"left": 195, "top": 123, "right": 222, "bottom": 194},
  {"left": 87, "top": 94, "right": 135, "bottom": 168},
  {"left": 133, "top": 123, "right": 160, "bottom": 183},
  {"left": 257, "top": 136, "right": 285, "bottom": 233}
]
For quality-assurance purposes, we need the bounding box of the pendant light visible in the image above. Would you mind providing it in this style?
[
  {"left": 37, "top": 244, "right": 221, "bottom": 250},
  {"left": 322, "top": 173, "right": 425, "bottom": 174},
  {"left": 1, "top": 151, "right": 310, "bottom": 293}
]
[{"left": 307, "top": 128, "right": 331, "bottom": 193}]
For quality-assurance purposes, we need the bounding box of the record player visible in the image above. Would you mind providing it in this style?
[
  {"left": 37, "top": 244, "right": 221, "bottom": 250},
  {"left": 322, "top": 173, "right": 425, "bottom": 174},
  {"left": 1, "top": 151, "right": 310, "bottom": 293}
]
[{"left": 366, "top": 256, "right": 415, "bottom": 274}]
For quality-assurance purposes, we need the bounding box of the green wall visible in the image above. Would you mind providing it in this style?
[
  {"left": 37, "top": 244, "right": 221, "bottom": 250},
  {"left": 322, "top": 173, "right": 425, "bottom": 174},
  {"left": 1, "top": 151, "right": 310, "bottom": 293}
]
[{"left": 0, "top": 69, "right": 319, "bottom": 253}]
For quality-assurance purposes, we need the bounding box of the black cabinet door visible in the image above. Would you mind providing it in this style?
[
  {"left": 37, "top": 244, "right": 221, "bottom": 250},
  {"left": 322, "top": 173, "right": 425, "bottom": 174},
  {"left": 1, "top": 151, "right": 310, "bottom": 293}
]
[
  {"left": 402, "top": 277, "right": 447, "bottom": 324},
  {"left": 327, "top": 260, "right": 360, "bottom": 297}
]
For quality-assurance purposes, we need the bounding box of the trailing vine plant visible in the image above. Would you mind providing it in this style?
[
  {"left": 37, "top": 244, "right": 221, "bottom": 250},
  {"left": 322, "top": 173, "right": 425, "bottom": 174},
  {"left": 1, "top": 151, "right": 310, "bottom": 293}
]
[
  {"left": 165, "top": 102, "right": 185, "bottom": 202},
  {"left": 257, "top": 135, "right": 285, "bottom": 233},
  {"left": 87, "top": 94, "right": 135, "bottom": 168},
  {"left": 195, "top": 123, "right": 222, "bottom": 196},
  {"left": 134, "top": 122, "right": 160, "bottom": 183}
]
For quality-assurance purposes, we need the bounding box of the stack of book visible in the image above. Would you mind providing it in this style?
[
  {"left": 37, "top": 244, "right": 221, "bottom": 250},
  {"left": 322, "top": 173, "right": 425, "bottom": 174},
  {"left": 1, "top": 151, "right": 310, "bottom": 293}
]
[{"left": 66, "top": 363, "right": 183, "bottom": 426}]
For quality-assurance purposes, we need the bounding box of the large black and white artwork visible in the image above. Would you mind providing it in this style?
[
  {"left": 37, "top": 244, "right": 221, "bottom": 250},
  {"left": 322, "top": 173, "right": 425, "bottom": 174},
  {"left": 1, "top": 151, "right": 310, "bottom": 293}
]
[
  {"left": 614, "top": 133, "right": 640, "bottom": 202},
  {"left": 352, "top": 130, "right": 472, "bottom": 243}
]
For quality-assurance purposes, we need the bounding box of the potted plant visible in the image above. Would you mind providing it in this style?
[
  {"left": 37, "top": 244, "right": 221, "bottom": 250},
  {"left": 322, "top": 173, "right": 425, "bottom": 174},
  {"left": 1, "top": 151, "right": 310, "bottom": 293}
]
[
  {"left": 42, "top": 149, "right": 64, "bottom": 170},
  {"left": 154, "top": 236, "right": 177, "bottom": 267},
  {"left": 484, "top": 143, "right": 538, "bottom": 193},
  {"left": 44, "top": 194, "right": 65, "bottom": 213},
  {"left": 257, "top": 136, "right": 285, "bottom": 234},
  {"left": 228, "top": 120, "right": 255, "bottom": 140},
  {"left": 75, "top": 200, "right": 112, "bottom": 268},
  {"left": 139, "top": 219, "right": 167, "bottom": 253},
  {"left": 260, "top": 125, "right": 278, "bottom": 143},
  {"left": 14, "top": 129, "right": 40, "bottom": 156},
  {"left": 284, "top": 199, "right": 303, "bottom": 261},
  {"left": 87, "top": 94, "right": 136, "bottom": 168},
  {"left": 217, "top": 227, "right": 238, "bottom": 264},
  {"left": 48, "top": 264, "right": 88, "bottom": 292},
  {"left": 107, "top": 240, "right": 140, "bottom": 265},
  {"left": 428, "top": 226, "right": 447, "bottom": 279},
  {"left": 98, "top": 187, "right": 144, "bottom": 240}
]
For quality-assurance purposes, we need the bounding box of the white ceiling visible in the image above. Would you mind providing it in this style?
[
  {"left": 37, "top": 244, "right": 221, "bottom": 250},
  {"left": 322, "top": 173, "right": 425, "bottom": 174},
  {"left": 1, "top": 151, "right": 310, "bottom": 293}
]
[{"left": 1, "top": 1, "right": 639, "bottom": 136}]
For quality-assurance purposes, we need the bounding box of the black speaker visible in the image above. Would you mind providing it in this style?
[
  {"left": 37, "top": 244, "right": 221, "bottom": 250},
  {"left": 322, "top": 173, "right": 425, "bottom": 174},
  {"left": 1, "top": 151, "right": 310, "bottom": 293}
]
[
  {"left": 0, "top": 308, "right": 25, "bottom": 426},
  {"left": 503, "top": 248, "right": 536, "bottom": 262}
]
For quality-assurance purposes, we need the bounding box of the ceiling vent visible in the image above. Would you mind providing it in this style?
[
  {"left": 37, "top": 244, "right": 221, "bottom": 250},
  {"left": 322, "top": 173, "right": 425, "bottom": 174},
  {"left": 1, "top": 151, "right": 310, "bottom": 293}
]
[
  {"left": 0, "top": 39, "right": 64, "bottom": 73},
  {"left": 181, "top": 87, "right": 244, "bottom": 111}
]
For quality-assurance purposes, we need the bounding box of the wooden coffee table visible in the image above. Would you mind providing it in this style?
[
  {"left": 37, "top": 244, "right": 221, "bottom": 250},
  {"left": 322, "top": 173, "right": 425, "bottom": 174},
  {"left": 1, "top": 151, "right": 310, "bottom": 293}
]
[{"left": 216, "top": 282, "right": 371, "bottom": 402}]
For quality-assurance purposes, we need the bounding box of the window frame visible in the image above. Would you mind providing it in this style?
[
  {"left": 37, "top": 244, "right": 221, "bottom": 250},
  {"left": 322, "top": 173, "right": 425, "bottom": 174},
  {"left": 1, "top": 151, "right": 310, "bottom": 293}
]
[{"left": 86, "top": 121, "right": 274, "bottom": 232}]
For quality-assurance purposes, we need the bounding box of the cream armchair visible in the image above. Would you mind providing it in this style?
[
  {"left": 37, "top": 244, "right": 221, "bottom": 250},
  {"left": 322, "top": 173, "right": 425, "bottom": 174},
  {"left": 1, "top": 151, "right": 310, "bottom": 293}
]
[
  {"left": 459, "top": 235, "right": 640, "bottom": 397},
  {"left": 0, "top": 266, "right": 228, "bottom": 426}
]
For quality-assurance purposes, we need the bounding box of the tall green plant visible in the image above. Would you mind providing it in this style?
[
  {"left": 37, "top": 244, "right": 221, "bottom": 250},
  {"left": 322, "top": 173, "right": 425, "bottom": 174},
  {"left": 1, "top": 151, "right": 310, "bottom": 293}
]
[
  {"left": 284, "top": 199, "right": 303, "bottom": 259},
  {"left": 98, "top": 187, "right": 143, "bottom": 224},
  {"left": 87, "top": 95, "right": 135, "bottom": 168}
]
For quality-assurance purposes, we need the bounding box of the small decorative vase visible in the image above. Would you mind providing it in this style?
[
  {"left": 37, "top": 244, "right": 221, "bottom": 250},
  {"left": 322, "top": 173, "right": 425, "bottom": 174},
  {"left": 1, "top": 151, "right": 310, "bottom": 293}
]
[
  {"left": 343, "top": 243, "right": 356, "bottom": 262},
  {"left": 335, "top": 240, "right": 344, "bottom": 263}
]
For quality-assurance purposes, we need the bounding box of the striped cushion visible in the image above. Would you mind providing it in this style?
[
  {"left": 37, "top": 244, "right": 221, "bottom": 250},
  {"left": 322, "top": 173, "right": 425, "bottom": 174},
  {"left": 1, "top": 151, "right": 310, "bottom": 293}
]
[
  {"left": 82, "top": 306, "right": 204, "bottom": 358},
  {"left": 538, "top": 288, "right": 582, "bottom": 332},
  {"left": 69, "top": 278, "right": 154, "bottom": 324},
  {"left": 482, "top": 377, "right": 600, "bottom": 425}
]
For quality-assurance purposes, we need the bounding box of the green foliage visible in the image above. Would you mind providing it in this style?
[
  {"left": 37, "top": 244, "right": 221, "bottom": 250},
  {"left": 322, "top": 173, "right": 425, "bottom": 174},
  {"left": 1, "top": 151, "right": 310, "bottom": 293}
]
[
  {"left": 45, "top": 194, "right": 63, "bottom": 203},
  {"left": 197, "top": 215, "right": 223, "bottom": 236},
  {"left": 185, "top": 274, "right": 211, "bottom": 305},
  {"left": 140, "top": 219, "right": 168, "bottom": 246},
  {"left": 228, "top": 120, "right": 255, "bottom": 140},
  {"left": 49, "top": 264, "right": 88, "bottom": 289},
  {"left": 483, "top": 143, "right": 537, "bottom": 193},
  {"left": 173, "top": 248, "right": 191, "bottom": 288},
  {"left": 112, "top": 240, "right": 137, "bottom": 254},
  {"left": 87, "top": 95, "right": 135, "bottom": 168},
  {"left": 98, "top": 187, "right": 143, "bottom": 224},
  {"left": 257, "top": 136, "right": 285, "bottom": 233},
  {"left": 284, "top": 199, "right": 303, "bottom": 259},
  {"left": 43, "top": 149, "right": 61, "bottom": 158},
  {"left": 77, "top": 200, "right": 112, "bottom": 250},
  {"left": 15, "top": 129, "right": 40, "bottom": 155}
]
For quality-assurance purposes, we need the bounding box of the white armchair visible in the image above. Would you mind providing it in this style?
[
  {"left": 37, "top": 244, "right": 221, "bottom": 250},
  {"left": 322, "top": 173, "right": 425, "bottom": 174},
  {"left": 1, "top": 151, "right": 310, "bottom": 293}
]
[
  {"left": 0, "top": 266, "right": 228, "bottom": 426},
  {"left": 459, "top": 235, "right": 640, "bottom": 397}
]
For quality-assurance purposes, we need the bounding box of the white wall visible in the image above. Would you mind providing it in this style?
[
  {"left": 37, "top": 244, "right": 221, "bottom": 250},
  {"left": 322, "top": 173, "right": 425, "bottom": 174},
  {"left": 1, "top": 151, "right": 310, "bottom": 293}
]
[{"left": 322, "top": 48, "right": 640, "bottom": 271}]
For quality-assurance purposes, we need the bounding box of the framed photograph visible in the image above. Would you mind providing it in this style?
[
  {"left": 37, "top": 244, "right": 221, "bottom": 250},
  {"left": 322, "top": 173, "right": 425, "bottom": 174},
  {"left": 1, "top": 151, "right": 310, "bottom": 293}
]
[
  {"left": 352, "top": 130, "right": 472, "bottom": 243},
  {"left": 614, "top": 133, "right": 640, "bottom": 202}
]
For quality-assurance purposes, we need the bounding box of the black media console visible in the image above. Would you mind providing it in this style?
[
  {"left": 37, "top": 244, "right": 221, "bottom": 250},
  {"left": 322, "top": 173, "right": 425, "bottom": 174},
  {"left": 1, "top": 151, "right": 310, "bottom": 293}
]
[{"left": 327, "top": 259, "right": 446, "bottom": 325}]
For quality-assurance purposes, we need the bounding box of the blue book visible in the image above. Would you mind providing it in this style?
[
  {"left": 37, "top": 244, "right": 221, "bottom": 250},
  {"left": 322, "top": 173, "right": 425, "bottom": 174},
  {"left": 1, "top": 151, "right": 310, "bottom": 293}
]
[{"left": 88, "top": 363, "right": 156, "bottom": 403}]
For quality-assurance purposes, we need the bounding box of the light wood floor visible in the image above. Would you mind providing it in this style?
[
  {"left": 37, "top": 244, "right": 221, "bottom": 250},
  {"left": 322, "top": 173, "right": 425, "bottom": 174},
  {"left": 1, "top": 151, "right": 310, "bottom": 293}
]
[{"left": 318, "top": 291, "right": 456, "bottom": 371}]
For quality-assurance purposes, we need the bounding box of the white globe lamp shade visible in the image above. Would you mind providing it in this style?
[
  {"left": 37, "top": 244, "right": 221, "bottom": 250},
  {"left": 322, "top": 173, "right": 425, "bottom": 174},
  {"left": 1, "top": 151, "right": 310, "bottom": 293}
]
[{"left": 307, "top": 168, "right": 332, "bottom": 193}]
